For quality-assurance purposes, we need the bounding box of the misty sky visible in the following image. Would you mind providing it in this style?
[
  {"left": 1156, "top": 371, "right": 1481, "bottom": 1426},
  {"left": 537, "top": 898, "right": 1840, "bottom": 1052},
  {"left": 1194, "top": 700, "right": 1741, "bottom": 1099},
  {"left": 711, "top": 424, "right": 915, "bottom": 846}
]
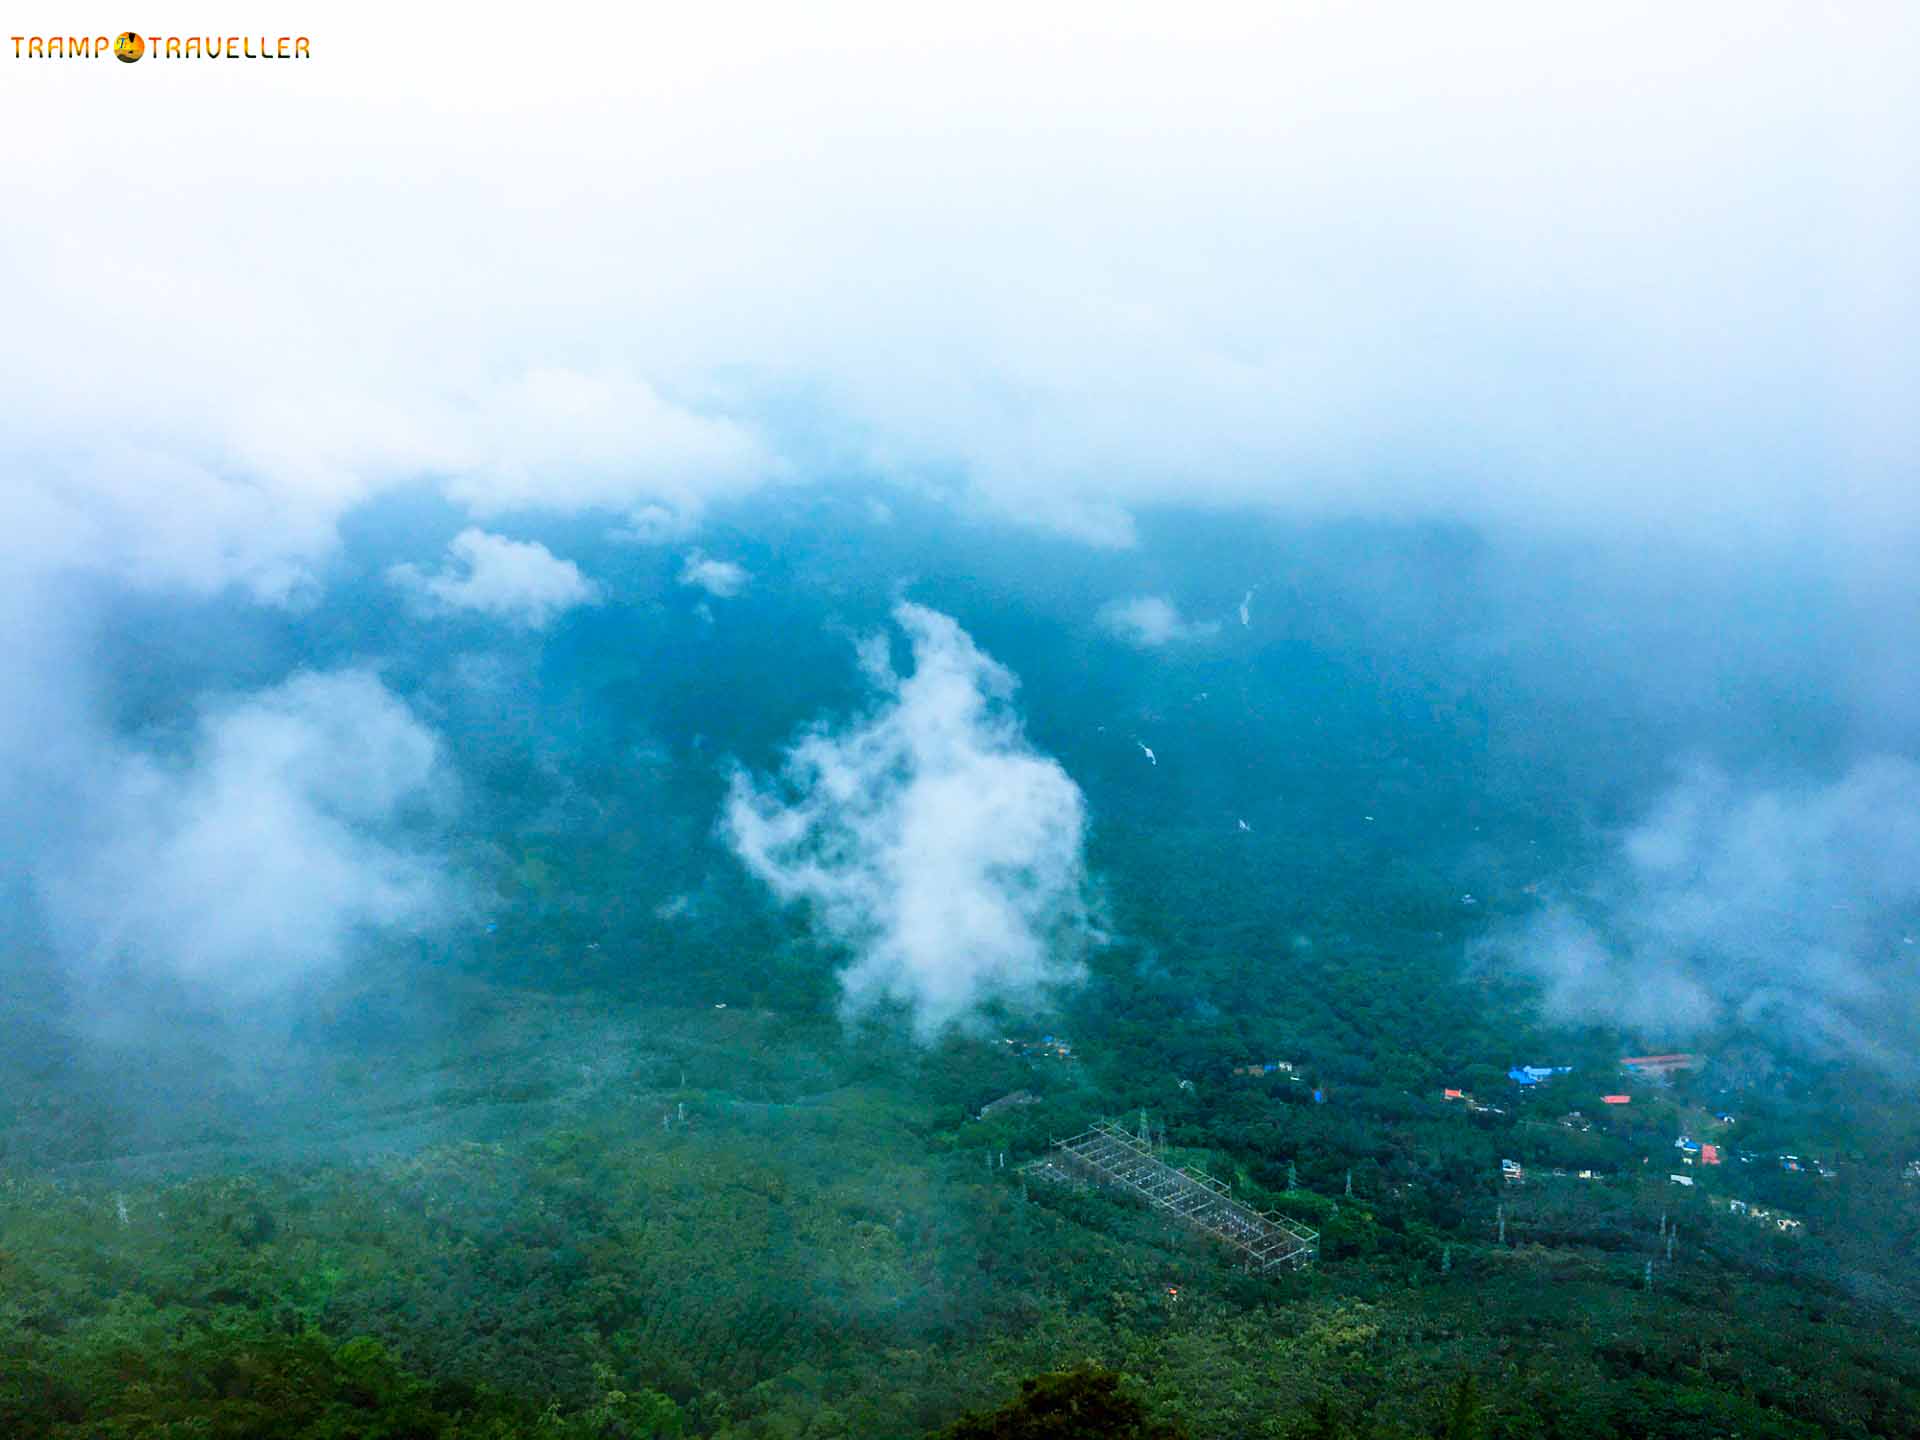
[
  {"left": 4, "top": 3, "right": 1918, "bottom": 1047},
  {"left": 6, "top": 3, "right": 1917, "bottom": 584}
]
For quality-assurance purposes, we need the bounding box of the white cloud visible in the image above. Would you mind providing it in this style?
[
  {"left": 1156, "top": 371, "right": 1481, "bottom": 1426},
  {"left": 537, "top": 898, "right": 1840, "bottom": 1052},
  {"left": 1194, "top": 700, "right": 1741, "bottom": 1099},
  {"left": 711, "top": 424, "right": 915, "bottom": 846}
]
[
  {"left": 389, "top": 527, "right": 600, "bottom": 628},
  {"left": 1098, "top": 594, "right": 1221, "bottom": 647},
  {"left": 611, "top": 504, "right": 698, "bottom": 545},
  {"left": 1483, "top": 758, "right": 1920, "bottom": 1067},
  {"left": 0, "top": 362, "right": 771, "bottom": 613},
  {"left": 35, "top": 670, "right": 455, "bottom": 1003},
  {"left": 725, "top": 603, "right": 1092, "bottom": 1036},
  {"left": 679, "top": 550, "right": 751, "bottom": 598},
  {"left": 434, "top": 371, "right": 775, "bottom": 523}
]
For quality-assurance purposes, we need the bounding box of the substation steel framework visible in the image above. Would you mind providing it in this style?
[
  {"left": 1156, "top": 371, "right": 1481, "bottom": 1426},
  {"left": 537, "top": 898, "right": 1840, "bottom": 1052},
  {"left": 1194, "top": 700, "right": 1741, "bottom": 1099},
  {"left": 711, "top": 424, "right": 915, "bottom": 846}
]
[{"left": 1022, "top": 1117, "right": 1318, "bottom": 1273}]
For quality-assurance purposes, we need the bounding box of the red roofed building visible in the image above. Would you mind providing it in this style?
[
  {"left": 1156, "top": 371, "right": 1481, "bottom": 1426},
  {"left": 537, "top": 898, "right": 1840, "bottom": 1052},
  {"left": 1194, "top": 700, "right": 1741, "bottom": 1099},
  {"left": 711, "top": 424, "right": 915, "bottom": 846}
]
[
  {"left": 1701, "top": 1144, "right": 1721, "bottom": 1165},
  {"left": 1601, "top": 1094, "right": 1631, "bottom": 1105}
]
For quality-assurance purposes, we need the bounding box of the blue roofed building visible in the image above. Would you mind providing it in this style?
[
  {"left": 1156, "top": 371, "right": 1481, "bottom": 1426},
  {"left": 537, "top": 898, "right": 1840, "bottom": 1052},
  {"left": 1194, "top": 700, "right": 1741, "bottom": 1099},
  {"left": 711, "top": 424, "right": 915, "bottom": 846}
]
[{"left": 1508, "top": 1065, "right": 1572, "bottom": 1085}]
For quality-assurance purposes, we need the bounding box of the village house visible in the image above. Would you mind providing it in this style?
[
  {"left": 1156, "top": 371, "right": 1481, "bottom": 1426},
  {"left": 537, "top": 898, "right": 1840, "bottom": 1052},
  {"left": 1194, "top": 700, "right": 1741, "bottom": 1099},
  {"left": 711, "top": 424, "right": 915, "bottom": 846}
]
[
  {"left": 1507, "top": 1065, "right": 1572, "bottom": 1086},
  {"left": 1002, "top": 1036, "right": 1074, "bottom": 1060},
  {"left": 1233, "top": 1059, "right": 1300, "bottom": 1078},
  {"left": 1620, "top": 1053, "right": 1703, "bottom": 1081}
]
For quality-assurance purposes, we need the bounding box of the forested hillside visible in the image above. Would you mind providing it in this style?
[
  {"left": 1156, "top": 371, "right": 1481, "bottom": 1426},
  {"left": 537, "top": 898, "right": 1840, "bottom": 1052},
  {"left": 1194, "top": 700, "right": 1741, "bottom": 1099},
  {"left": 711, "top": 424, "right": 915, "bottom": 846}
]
[{"left": 6, "top": 800, "right": 1919, "bottom": 1436}]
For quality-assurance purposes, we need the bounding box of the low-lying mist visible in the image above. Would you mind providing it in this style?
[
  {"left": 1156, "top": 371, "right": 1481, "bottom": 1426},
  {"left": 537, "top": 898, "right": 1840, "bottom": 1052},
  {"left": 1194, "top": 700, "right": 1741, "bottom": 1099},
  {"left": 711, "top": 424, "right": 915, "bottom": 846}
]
[
  {"left": 3, "top": 492, "right": 1917, "bottom": 1166},
  {"left": 1485, "top": 757, "right": 1920, "bottom": 1070}
]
